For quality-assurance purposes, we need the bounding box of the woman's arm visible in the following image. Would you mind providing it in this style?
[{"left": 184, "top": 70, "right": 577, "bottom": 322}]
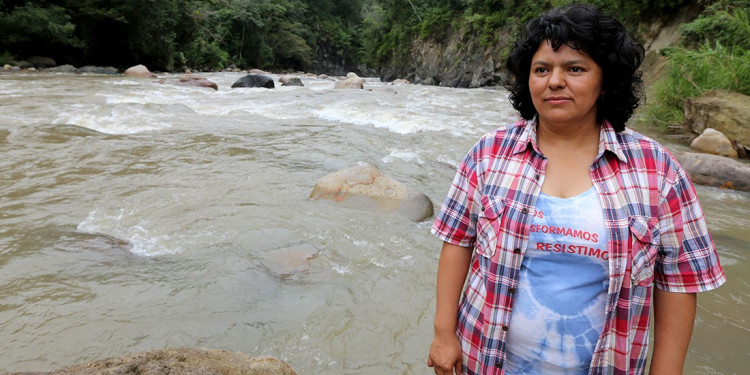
[
  {"left": 428, "top": 242, "right": 473, "bottom": 375},
  {"left": 648, "top": 289, "right": 697, "bottom": 375}
]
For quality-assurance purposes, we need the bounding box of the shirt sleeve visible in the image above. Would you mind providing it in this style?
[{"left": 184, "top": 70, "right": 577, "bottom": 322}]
[
  {"left": 431, "top": 144, "right": 483, "bottom": 248},
  {"left": 654, "top": 166, "right": 727, "bottom": 292}
]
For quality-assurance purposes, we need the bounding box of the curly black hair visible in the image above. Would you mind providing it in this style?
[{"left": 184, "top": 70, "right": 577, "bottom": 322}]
[{"left": 504, "top": 3, "right": 645, "bottom": 131}]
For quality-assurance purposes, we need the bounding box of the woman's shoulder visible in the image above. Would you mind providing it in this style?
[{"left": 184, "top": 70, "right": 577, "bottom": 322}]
[
  {"left": 475, "top": 119, "right": 529, "bottom": 148},
  {"left": 616, "top": 127, "right": 685, "bottom": 176}
]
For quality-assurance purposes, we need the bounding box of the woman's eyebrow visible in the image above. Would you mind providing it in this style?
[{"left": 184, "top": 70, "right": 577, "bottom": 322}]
[{"left": 531, "top": 59, "right": 589, "bottom": 66}]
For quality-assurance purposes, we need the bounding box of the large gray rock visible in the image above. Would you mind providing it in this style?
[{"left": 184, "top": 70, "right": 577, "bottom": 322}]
[
  {"left": 674, "top": 151, "right": 750, "bottom": 192},
  {"left": 309, "top": 164, "right": 434, "bottom": 221},
  {"left": 3, "top": 348, "right": 297, "bottom": 375},
  {"left": 231, "top": 74, "right": 275, "bottom": 89},
  {"left": 684, "top": 90, "right": 750, "bottom": 146}
]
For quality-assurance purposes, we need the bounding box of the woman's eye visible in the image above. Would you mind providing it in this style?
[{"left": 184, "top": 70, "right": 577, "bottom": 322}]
[
  {"left": 534, "top": 67, "right": 548, "bottom": 73},
  {"left": 569, "top": 67, "right": 584, "bottom": 72}
]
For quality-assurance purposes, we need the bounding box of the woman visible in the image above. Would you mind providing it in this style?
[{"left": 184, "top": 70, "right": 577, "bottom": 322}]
[{"left": 427, "top": 4, "right": 726, "bottom": 375}]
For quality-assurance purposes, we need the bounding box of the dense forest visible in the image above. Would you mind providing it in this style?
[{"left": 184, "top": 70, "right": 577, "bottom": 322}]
[
  {"left": 1, "top": 0, "right": 748, "bottom": 127},
  {"left": 0, "top": 0, "right": 739, "bottom": 73}
]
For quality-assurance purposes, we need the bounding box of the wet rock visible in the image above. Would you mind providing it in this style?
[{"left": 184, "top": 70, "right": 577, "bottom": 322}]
[
  {"left": 333, "top": 72, "right": 365, "bottom": 89},
  {"left": 3, "top": 348, "right": 297, "bottom": 375},
  {"left": 674, "top": 151, "right": 750, "bottom": 192},
  {"left": 310, "top": 164, "right": 434, "bottom": 221},
  {"left": 690, "top": 128, "right": 738, "bottom": 158},
  {"left": 159, "top": 73, "right": 218, "bottom": 90},
  {"left": 79, "top": 66, "right": 119, "bottom": 74},
  {"left": 124, "top": 64, "right": 156, "bottom": 78},
  {"left": 684, "top": 90, "right": 750, "bottom": 146},
  {"left": 279, "top": 75, "right": 304, "bottom": 86},
  {"left": 231, "top": 74, "right": 275, "bottom": 89},
  {"left": 248, "top": 68, "right": 270, "bottom": 75}
]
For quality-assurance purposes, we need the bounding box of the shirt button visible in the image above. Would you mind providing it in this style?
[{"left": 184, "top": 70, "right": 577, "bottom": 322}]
[
  {"left": 514, "top": 248, "right": 521, "bottom": 254},
  {"left": 502, "top": 325, "right": 509, "bottom": 331},
  {"left": 509, "top": 287, "right": 516, "bottom": 294},
  {"left": 522, "top": 208, "right": 529, "bottom": 214},
  {"left": 535, "top": 174, "right": 540, "bottom": 180},
  {"left": 495, "top": 360, "right": 504, "bottom": 368}
]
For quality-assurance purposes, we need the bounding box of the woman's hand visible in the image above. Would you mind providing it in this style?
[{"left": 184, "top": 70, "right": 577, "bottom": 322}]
[
  {"left": 427, "top": 331, "right": 462, "bottom": 375},
  {"left": 428, "top": 242, "right": 472, "bottom": 374}
]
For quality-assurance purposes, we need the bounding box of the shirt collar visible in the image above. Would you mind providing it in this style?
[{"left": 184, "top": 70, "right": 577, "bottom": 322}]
[
  {"left": 512, "top": 118, "right": 540, "bottom": 155},
  {"left": 599, "top": 120, "right": 628, "bottom": 163},
  {"left": 512, "top": 118, "right": 628, "bottom": 163}
]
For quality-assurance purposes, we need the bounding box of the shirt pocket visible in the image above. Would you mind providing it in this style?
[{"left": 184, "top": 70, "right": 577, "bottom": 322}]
[
  {"left": 475, "top": 195, "right": 505, "bottom": 259},
  {"left": 628, "top": 216, "right": 660, "bottom": 287}
]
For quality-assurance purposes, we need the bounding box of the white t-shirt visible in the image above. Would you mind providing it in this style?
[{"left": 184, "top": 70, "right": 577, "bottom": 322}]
[{"left": 505, "top": 186, "right": 610, "bottom": 375}]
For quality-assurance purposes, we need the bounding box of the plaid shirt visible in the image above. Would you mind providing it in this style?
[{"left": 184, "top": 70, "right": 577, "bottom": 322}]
[{"left": 431, "top": 119, "right": 726, "bottom": 375}]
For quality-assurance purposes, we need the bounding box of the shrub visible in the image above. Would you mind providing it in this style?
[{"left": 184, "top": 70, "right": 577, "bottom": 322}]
[{"left": 646, "top": 42, "right": 750, "bottom": 127}]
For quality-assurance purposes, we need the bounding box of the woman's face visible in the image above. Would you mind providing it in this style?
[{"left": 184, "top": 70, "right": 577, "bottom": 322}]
[{"left": 529, "top": 41, "right": 603, "bottom": 129}]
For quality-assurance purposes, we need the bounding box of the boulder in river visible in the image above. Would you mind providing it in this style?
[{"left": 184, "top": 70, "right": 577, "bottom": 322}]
[
  {"left": 674, "top": 151, "right": 750, "bottom": 192},
  {"left": 78, "top": 66, "right": 119, "bottom": 74},
  {"left": 690, "top": 128, "right": 738, "bottom": 158},
  {"left": 3, "top": 348, "right": 297, "bottom": 375},
  {"left": 158, "top": 73, "right": 218, "bottom": 90},
  {"left": 279, "top": 75, "right": 304, "bottom": 86},
  {"left": 333, "top": 72, "right": 365, "bottom": 89},
  {"left": 309, "top": 164, "right": 434, "bottom": 222},
  {"left": 124, "top": 64, "right": 156, "bottom": 78},
  {"left": 684, "top": 90, "right": 750, "bottom": 146},
  {"left": 231, "top": 74, "right": 275, "bottom": 89}
]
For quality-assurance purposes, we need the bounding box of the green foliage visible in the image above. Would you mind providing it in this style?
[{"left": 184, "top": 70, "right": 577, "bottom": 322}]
[
  {"left": 681, "top": 0, "right": 750, "bottom": 50},
  {"left": 0, "top": 0, "right": 746, "bottom": 79},
  {"left": 0, "top": 50, "right": 15, "bottom": 65},
  {"left": 648, "top": 43, "right": 750, "bottom": 127},
  {"left": 645, "top": 0, "right": 750, "bottom": 129},
  {"left": 0, "top": 3, "right": 82, "bottom": 50}
]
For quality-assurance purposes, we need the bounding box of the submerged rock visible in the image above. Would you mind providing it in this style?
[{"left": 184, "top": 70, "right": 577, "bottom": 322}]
[
  {"left": 4, "top": 348, "right": 297, "bottom": 375},
  {"left": 45, "top": 64, "right": 78, "bottom": 73},
  {"left": 159, "top": 73, "right": 218, "bottom": 90},
  {"left": 262, "top": 243, "right": 319, "bottom": 279},
  {"left": 310, "top": 164, "right": 434, "bottom": 221}
]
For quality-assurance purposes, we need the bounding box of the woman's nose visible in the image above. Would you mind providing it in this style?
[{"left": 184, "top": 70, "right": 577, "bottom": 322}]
[{"left": 548, "top": 68, "right": 565, "bottom": 89}]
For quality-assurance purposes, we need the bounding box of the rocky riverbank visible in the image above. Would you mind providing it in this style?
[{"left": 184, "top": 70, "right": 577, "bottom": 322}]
[{"left": 2, "top": 348, "right": 296, "bottom": 375}]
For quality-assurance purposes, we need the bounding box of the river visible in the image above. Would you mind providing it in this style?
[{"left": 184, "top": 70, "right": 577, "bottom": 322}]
[{"left": 0, "top": 71, "right": 747, "bottom": 374}]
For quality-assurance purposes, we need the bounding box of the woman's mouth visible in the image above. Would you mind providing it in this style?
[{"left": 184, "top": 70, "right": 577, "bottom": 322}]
[{"left": 545, "top": 96, "right": 571, "bottom": 104}]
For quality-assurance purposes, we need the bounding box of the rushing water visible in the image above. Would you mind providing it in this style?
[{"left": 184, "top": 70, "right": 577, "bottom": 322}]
[{"left": 0, "top": 71, "right": 747, "bottom": 374}]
